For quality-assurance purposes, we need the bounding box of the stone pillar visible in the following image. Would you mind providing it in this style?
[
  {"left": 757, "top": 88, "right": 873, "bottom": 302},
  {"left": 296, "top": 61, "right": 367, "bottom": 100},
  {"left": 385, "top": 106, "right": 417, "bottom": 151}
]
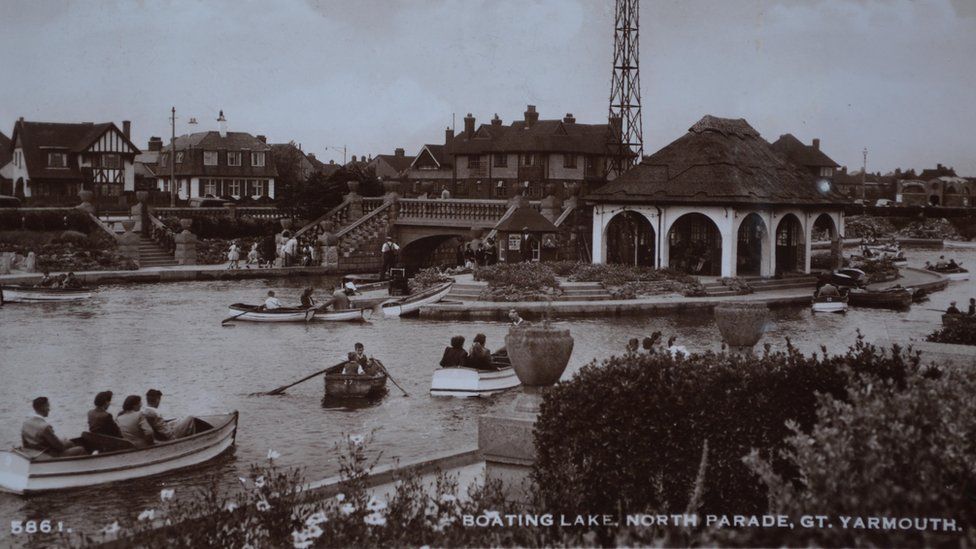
[
  {"left": 129, "top": 202, "right": 145, "bottom": 233},
  {"left": 173, "top": 218, "right": 197, "bottom": 265},
  {"left": 0, "top": 252, "right": 12, "bottom": 275},
  {"left": 227, "top": 203, "right": 237, "bottom": 220},
  {"left": 590, "top": 204, "right": 604, "bottom": 264},
  {"left": 118, "top": 220, "right": 140, "bottom": 263},
  {"left": 347, "top": 190, "right": 364, "bottom": 221},
  {"left": 76, "top": 190, "right": 95, "bottom": 215},
  {"left": 318, "top": 228, "right": 339, "bottom": 270}
]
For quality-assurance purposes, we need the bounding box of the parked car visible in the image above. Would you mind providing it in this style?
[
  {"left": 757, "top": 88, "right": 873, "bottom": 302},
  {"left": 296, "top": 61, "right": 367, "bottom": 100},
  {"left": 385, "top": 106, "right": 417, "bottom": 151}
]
[
  {"left": 0, "top": 195, "right": 22, "bottom": 208},
  {"left": 818, "top": 268, "right": 868, "bottom": 290}
]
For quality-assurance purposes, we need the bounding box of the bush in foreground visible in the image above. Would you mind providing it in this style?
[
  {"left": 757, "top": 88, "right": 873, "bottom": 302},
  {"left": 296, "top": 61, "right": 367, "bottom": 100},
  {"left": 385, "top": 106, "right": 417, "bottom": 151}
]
[{"left": 926, "top": 320, "right": 976, "bottom": 346}]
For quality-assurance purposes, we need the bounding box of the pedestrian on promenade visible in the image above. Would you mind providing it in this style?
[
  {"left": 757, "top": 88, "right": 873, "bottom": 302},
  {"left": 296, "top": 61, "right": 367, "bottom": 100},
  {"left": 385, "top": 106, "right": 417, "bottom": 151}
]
[
  {"left": 968, "top": 297, "right": 975, "bottom": 316},
  {"left": 508, "top": 309, "right": 524, "bottom": 326},
  {"left": 282, "top": 232, "right": 298, "bottom": 267},
  {"left": 380, "top": 236, "right": 400, "bottom": 278},
  {"left": 246, "top": 243, "right": 260, "bottom": 268},
  {"left": 227, "top": 241, "right": 241, "bottom": 269},
  {"left": 441, "top": 186, "right": 451, "bottom": 199}
]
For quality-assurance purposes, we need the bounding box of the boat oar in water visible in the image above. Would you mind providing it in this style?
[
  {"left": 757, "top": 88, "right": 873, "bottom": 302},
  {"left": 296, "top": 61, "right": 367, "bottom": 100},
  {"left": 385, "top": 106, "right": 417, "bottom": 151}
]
[
  {"left": 376, "top": 361, "right": 409, "bottom": 397},
  {"left": 254, "top": 361, "right": 346, "bottom": 396},
  {"left": 220, "top": 311, "right": 249, "bottom": 325}
]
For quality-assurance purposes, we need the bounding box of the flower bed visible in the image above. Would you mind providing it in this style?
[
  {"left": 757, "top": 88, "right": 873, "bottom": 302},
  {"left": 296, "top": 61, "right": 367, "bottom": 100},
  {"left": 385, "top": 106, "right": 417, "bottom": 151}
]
[
  {"left": 474, "top": 262, "right": 561, "bottom": 302},
  {"left": 0, "top": 208, "right": 95, "bottom": 232},
  {"left": 0, "top": 230, "right": 137, "bottom": 271},
  {"left": 408, "top": 267, "right": 453, "bottom": 293},
  {"left": 159, "top": 215, "right": 280, "bottom": 240}
]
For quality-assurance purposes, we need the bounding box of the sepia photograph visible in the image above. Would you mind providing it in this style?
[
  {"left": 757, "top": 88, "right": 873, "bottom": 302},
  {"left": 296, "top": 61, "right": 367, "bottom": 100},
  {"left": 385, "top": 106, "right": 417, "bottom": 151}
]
[{"left": 0, "top": 0, "right": 974, "bottom": 547}]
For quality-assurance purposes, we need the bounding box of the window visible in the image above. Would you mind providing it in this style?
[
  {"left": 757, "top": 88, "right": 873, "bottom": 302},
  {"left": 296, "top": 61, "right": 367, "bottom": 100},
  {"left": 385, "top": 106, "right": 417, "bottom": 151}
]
[
  {"left": 494, "top": 181, "right": 507, "bottom": 198},
  {"left": 227, "top": 152, "right": 241, "bottom": 166},
  {"left": 530, "top": 238, "right": 541, "bottom": 262},
  {"left": 456, "top": 181, "right": 467, "bottom": 196},
  {"left": 160, "top": 153, "right": 169, "bottom": 167},
  {"left": 229, "top": 179, "right": 241, "bottom": 196},
  {"left": 528, "top": 183, "right": 541, "bottom": 198},
  {"left": 204, "top": 179, "right": 217, "bottom": 196},
  {"left": 493, "top": 154, "right": 508, "bottom": 168},
  {"left": 47, "top": 152, "right": 68, "bottom": 168},
  {"left": 521, "top": 154, "right": 535, "bottom": 167},
  {"left": 585, "top": 156, "right": 595, "bottom": 170},
  {"left": 819, "top": 167, "right": 833, "bottom": 177},
  {"left": 175, "top": 151, "right": 185, "bottom": 164},
  {"left": 102, "top": 154, "right": 120, "bottom": 169},
  {"left": 253, "top": 179, "right": 265, "bottom": 196},
  {"left": 467, "top": 155, "right": 482, "bottom": 169},
  {"left": 563, "top": 154, "right": 577, "bottom": 169},
  {"left": 251, "top": 152, "right": 266, "bottom": 167},
  {"left": 204, "top": 151, "right": 218, "bottom": 166}
]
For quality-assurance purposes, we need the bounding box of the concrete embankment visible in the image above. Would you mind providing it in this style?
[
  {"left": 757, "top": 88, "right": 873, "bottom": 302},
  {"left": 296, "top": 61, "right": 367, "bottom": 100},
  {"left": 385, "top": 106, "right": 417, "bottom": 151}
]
[{"left": 0, "top": 265, "right": 338, "bottom": 286}]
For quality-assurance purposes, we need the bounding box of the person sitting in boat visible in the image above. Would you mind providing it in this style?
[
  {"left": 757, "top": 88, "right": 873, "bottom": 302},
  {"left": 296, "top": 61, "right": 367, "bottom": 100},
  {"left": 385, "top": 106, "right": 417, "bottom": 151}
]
[
  {"left": 21, "top": 397, "right": 86, "bottom": 458},
  {"left": 143, "top": 389, "right": 196, "bottom": 441},
  {"left": 329, "top": 286, "right": 351, "bottom": 310},
  {"left": 87, "top": 391, "right": 122, "bottom": 438},
  {"left": 354, "top": 342, "right": 369, "bottom": 369},
  {"left": 936, "top": 256, "right": 949, "bottom": 270},
  {"left": 300, "top": 287, "right": 316, "bottom": 309},
  {"left": 466, "top": 333, "right": 494, "bottom": 370},
  {"left": 948, "top": 258, "right": 960, "bottom": 270},
  {"left": 947, "top": 301, "right": 961, "bottom": 315},
  {"left": 626, "top": 338, "right": 640, "bottom": 353},
  {"left": 508, "top": 309, "right": 524, "bottom": 327},
  {"left": 342, "top": 352, "right": 364, "bottom": 375},
  {"left": 117, "top": 395, "right": 155, "bottom": 448},
  {"left": 36, "top": 270, "right": 54, "bottom": 288},
  {"left": 968, "top": 297, "right": 976, "bottom": 316},
  {"left": 62, "top": 272, "right": 81, "bottom": 289},
  {"left": 343, "top": 279, "right": 359, "bottom": 296},
  {"left": 362, "top": 358, "right": 383, "bottom": 377},
  {"left": 439, "top": 335, "right": 468, "bottom": 368},
  {"left": 818, "top": 283, "right": 841, "bottom": 298},
  {"left": 263, "top": 290, "right": 282, "bottom": 310},
  {"left": 924, "top": 261, "right": 933, "bottom": 270}
]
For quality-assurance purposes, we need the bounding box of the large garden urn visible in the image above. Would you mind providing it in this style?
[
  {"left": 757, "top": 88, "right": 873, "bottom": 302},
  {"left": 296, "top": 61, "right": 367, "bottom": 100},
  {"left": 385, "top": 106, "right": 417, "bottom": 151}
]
[
  {"left": 279, "top": 217, "right": 294, "bottom": 231},
  {"left": 346, "top": 180, "right": 360, "bottom": 195},
  {"left": 121, "top": 220, "right": 136, "bottom": 233},
  {"left": 713, "top": 301, "right": 769, "bottom": 354},
  {"left": 504, "top": 324, "right": 574, "bottom": 413},
  {"left": 179, "top": 218, "right": 193, "bottom": 231}
]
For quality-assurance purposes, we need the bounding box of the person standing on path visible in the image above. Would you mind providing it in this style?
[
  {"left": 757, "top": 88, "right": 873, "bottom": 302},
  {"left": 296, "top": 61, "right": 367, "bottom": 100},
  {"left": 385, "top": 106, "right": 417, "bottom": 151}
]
[
  {"left": 227, "top": 241, "right": 241, "bottom": 269},
  {"left": 380, "top": 236, "right": 400, "bottom": 278}
]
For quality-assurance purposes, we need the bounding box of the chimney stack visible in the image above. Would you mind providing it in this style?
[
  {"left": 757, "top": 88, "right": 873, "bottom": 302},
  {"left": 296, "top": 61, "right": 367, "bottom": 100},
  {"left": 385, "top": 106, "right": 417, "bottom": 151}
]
[
  {"left": 352, "top": 155, "right": 358, "bottom": 163},
  {"left": 122, "top": 120, "right": 131, "bottom": 139},
  {"left": 445, "top": 126, "right": 454, "bottom": 145},
  {"left": 524, "top": 105, "right": 539, "bottom": 127},
  {"left": 563, "top": 113, "right": 576, "bottom": 124},
  {"left": 217, "top": 110, "right": 227, "bottom": 138},
  {"left": 256, "top": 135, "right": 266, "bottom": 143},
  {"left": 464, "top": 113, "right": 475, "bottom": 137},
  {"left": 329, "top": 160, "right": 335, "bottom": 165},
  {"left": 307, "top": 153, "right": 316, "bottom": 161},
  {"left": 812, "top": 138, "right": 820, "bottom": 150},
  {"left": 147, "top": 136, "right": 163, "bottom": 152},
  {"left": 395, "top": 148, "right": 404, "bottom": 157},
  {"left": 491, "top": 114, "right": 502, "bottom": 126}
]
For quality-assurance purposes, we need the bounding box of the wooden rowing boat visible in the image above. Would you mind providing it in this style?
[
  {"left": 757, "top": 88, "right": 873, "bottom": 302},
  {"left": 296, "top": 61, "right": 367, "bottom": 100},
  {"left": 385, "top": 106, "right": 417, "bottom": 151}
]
[
  {"left": 926, "top": 266, "right": 969, "bottom": 281},
  {"left": 847, "top": 287, "right": 913, "bottom": 310},
  {"left": 430, "top": 350, "right": 520, "bottom": 398},
  {"left": 942, "top": 313, "right": 976, "bottom": 326},
  {"left": 1, "top": 285, "right": 93, "bottom": 303},
  {"left": 0, "top": 413, "right": 238, "bottom": 495},
  {"left": 812, "top": 294, "right": 848, "bottom": 313},
  {"left": 312, "top": 306, "right": 372, "bottom": 322},
  {"left": 323, "top": 360, "right": 388, "bottom": 398},
  {"left": 227, "top": 304, "right": 315, "bottom": 322},
  {"left": 381, "top": 281, "right": 453, "bottom": 318}
]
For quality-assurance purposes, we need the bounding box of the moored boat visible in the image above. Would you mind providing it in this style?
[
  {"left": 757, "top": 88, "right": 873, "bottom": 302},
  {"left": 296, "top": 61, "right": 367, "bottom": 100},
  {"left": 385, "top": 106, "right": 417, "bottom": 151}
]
[
  {"left": 227, "top": 303, "right": 315, "bottom": 322},
  {"left": 430, "top": 351, "right": 519, "bottom": 398},
  {"left": 1, "top": 285, "right": 93, "bottom": 303},
  {"left": 312, "top": 306, "right": 372, "bottom": 322},
  {"left": 381, "top": 281, "right": 453, "bottom": 318},
  {"left": 847, "top": 287, "right": 913, "bottom": 310},
  {"left": 812, "top": 294, "right": 848, "bottom": 313},
  {"left": 0, "top": 413, "right": 238, "bottom": 495},
  {"left": 323, "top": 360, "right": 387, "bottom": 398},
  {"left": 926, "top": 265, "right": 969, "bottom": 281}
]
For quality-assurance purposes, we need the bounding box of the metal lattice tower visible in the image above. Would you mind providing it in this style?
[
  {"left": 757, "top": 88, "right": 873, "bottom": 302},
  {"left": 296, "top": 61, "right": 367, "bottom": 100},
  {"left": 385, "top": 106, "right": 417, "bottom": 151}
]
[{"left": 606, "top": 0, "right": 644, "bottom": 178}]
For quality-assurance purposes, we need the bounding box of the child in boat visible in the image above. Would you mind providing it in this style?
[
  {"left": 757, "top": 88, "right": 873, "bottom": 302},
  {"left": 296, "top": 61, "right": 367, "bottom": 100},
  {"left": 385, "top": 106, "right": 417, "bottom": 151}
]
[
  {"left": 342, "top": 352, "right": 364, "bottom": 375},
  {"left": 263, "top": 290, "right": 282, "bottom": 310}
]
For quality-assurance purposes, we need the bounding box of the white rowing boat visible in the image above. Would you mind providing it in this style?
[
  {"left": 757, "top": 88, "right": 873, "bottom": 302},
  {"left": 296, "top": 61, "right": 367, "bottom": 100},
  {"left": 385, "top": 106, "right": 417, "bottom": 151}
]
[
  {"left": 382, "top": 281, "right": 453, "bottom": 318},
  {"left": 0, "top": 413, "right": 238, "bottom": 495},
  {"left": 812, "top": 294, "right": 848, "bottom": 313},
  {"left": 227, "top": 304, "right": 315, "bottom": 322},
  {"left": 313, "top": 307, "right": 372, "bottom": 322},
  {"left": 430, "top": 366, "right": 520, "bottom": 398},
  {"left": 1, "top": 285, "right": 93, "bottom": 303}
]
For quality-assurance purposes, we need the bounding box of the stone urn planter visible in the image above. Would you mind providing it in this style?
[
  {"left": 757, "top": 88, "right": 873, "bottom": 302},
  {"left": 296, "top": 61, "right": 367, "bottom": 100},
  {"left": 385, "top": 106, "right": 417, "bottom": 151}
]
[
  {"left": 179, "top": 218, "right": 193, "bottom": 231},
  {"left": 714, "top": 301, "right": 769, "bottom": 353},
  {"left": 121, "top": 220, "right": 136, "bottom": 232},
  {"left": 504, "top": 323, "right": 575, "bottom": 413},
  {"left": 346, "top": 180, "right": 360, "bottom": 195},
  {"left": 279, "top": 217, "right": 294, "bottom": 231}
]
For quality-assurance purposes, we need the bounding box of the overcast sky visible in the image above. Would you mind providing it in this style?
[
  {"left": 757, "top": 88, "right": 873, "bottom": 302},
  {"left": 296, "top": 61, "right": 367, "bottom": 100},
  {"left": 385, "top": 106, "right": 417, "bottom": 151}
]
[{"left": 1, "top": 0, "right": 973, "bottom": 175}]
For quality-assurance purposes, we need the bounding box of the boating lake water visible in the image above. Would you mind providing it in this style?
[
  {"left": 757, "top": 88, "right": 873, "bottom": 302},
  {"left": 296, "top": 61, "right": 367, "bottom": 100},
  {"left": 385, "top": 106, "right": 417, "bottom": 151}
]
[{"left": 0, "top": 247, "right": 973, "bottom": 542}]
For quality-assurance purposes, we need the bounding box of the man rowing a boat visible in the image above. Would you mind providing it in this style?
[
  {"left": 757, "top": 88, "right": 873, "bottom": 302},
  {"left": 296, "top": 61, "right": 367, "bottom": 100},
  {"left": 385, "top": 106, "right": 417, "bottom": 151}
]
[
  {"left": 947, "top": 301, "right": 961, "bottom": 315},
  {"left": 21, "top": 397, "right": 86, "bottom": 458},
  {"left": 818, "top": 283, "right": 841, "bottom": 298},
  {"left": 300, "top": 287, "right": 316, "bottom": 309},
  {"left": 342, "top": 352, "right": 364, "bottom": 375}
]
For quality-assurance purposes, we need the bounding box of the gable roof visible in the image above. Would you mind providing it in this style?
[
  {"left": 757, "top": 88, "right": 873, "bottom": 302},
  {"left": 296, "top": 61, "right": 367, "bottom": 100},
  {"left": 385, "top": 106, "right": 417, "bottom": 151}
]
[
  {"left": 0, "top": 131, "right": 11, "bottom": 168},
  {"left": 587, "top": 115, "right": 847, "bottom": 207},
  {"left": 306, "top": 154, "right": 340, "bottom": 177},
  {"left": 373, "top": 153, "right": 415, "bottom": 173},
  {"left": 162, "top": 131, "right": 271, "bottom": 153},
  {"left": 494, "top": 205, "right": 559, "bottom": 233},
  {"left": 410, "top": 144, "right": 451, "bottom": 169},
  {"left": 450, "top": 115, "right": 613, "bottom": 156},
  {"left": 11, "top": 120, "right": 141, "bottom": 181},
  {"left": 770, "top": 133, "right": 838, "bottom": 168}
]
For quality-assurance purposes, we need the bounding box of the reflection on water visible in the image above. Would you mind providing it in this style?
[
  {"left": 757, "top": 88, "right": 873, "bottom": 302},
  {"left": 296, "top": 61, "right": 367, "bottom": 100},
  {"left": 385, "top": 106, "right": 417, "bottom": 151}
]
[{"left": 0, "top": 248, "right": 973, "bottom": 542}]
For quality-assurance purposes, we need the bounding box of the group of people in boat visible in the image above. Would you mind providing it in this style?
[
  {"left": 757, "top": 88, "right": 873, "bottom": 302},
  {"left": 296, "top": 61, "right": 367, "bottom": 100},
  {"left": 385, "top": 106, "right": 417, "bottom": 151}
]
[
  {"left": 945, "top": 297, "right": 976, "bottom": 316},
  {"left": 340, "top": 342, "right": 384, "bottom": 377},
  {"left": 925, "top": 256, "right": 964, "bottom": 272},
  {"left": 21, "top": 389, "right": 195, "bottom": 459},
  {"left": 35, "top": 271, "right": 82, "bottom": 289},
  {"left": 259, "top": 279, "right": 360, "bottom": 311},
  {"left": 439, "top": 334, "right": 497, "bottom": 371}
]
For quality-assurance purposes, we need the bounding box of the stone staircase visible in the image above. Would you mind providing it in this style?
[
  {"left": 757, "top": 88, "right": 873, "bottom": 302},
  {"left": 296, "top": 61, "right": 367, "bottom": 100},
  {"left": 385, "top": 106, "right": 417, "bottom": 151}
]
[
  {"left": 138, "top": 235, "right": 177, "bottom": 267},
  {"left": 448, "top": 281, "right": 613, "bottom": 302},
  {"left": 332, "top": 205, "right": 395, "bottom": 272},
  {"left": 702, "top": 275, "right": 818, "bottom": 297}
]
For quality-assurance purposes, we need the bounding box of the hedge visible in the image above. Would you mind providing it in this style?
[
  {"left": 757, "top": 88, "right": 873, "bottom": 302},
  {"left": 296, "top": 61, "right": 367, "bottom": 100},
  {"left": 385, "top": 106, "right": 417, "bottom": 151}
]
[{"left": 0, "top": 209, "right": 95, "bottom": 232}]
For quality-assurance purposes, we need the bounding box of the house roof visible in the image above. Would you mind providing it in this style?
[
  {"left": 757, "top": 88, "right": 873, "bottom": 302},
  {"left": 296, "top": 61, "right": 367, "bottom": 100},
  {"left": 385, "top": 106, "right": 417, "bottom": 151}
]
[
  {"left": 494, "top": 205, "right": 559, "bottom": 233},
  {"left": 587, "top": 115, "right": 848, "bottom": 207},
  {"left": 0, "top": 131, "right": 11, "bottom": 168},
  {"left": 10, "top": 120, "right": 141, "bottom": 181},
  {"left": 162, "top": 131, "right": 271, "bottom": 153},
  {"left": 410, "top": 144, "right": 452, "bottom": 169},
  {"left": 450, "top": 116, "right": 613, "bottom": 156},
  {"left": 373, "top": 153, "right": 415, "bottom": 173},
  {"left": 770, "top": 133, "right": 839, "bottom": 168},
  {"left": 134, "top": 150, "right": 160, "bottom": 178},
  {"left": 306, "top": 155, "right": 340, "bottom": 177},
  {"left": 156, "top": 131, "right": 277, "bottom": 178}
]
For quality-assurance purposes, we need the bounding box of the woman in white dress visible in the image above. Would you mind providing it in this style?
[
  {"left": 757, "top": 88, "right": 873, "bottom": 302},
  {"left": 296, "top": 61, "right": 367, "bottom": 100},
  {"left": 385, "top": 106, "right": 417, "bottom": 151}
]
[{"left": 227, "top": 241, "right": 241, "bottom": 269}]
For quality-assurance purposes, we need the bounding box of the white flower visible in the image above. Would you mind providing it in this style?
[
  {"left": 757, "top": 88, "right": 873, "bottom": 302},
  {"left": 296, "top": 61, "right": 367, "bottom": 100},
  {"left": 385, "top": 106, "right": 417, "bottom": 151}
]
[
  {"left": 100, "top": 521, "right": 120, "bottom": 535},
  {"left": 267, "top": 449, "right": 281, "bottom": 460},
  {"left": 256, "top": 499, "right": 271, "bottom": 512},
  {"left": 364, "top": 512, "right": 387, "bottom": 526},
  {"left": 335, "top": 493, "right": 346, "bottom": 502},
  {"left": 305, "top": 523, "right": 324, "bottom": 539},
  {"left": 366, "top": 496, "right": 387, "bottom": 512},
  {"left": 305, "top": 511, "right": 328, "bottom": 526},
  {"left": 433, "top": 515, "right": 455, "bottom": 532},
  {"left": 348, "top": 434, "right": 365, "bottom": 446},
  {"left": 438, "top": 493, "right": 456, "bottom": 504},
  {"left": 339, "top": 502, "right": 355, "bottom": 515},
  {"left": 254, "top": 476, "right": 266, "bottom": 488},
  {"left": 225, "top": 502, "right": 239, "bottom": 512},
  {"left": 137, "top": 509, "right": 155, "bottom": 522},
  {"left": 159, "top": 488, "right": 175, "bottom": 502}
]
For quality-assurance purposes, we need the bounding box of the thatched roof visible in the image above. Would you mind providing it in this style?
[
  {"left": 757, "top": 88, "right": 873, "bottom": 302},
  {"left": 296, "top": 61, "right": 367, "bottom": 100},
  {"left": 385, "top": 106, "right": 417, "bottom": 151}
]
[{"left": 587, "top": 115, "right": 847, "bottom": 207}]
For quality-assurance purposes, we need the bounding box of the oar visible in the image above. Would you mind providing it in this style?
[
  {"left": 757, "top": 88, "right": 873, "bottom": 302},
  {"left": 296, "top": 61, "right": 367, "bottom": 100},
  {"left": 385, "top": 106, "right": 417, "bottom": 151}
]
[
  {"left": 376, "top": 360, "right": 409, "bottom": 397},
  {"left": 221, "top": 310, "right": 249, "bottom": 325},
  {"left": 254, "top": 361, "right": 346, "bottom": 396}
]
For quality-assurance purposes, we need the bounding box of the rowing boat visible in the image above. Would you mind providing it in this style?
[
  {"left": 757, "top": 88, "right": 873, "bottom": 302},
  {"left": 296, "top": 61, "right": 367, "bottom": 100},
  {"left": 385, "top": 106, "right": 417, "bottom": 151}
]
[
  {"left": 847, "top": 287, "right": 913, "bottom": 310},
  {"left": 942, "top": 313, "right": 976, "bottom": 326},
  {"left": 227, "top": 304, "right": 315, "bottom": 322},
  {"left": 312, "top": 306, "right": 372, "bottom": 322},
  {"left": 430, "top": 350, "right": 520, "bottom": 397},
  {"left": 1, "top": 285, "right": 93, "bottom": 303},
  {"left": 926, "top": 266, "right": 970, "bottom": 281},
  {"left": 0, "top": 413, "right": 238, "bottom": 495},
  {"left": 812, "top": 294, "right": 848, "bottom": 313},
  {"left": 381, "top": 281, "right": 453, "bottom": 317},
  {"left": 323, "top": 360, "right": 388, "bottom": 398}
]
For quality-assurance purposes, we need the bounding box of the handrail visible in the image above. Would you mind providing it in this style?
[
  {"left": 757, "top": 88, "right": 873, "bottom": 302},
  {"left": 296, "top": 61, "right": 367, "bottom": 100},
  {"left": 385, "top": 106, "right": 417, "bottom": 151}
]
[
  {"left": 87, "top": 212, "right": 120, "bottom": 240},
  {"left": 554, "top": 201, "right": 576, "bottom": 227},
  {"left": 336, "top": 201, "right": 392, "bottom": 239},
  {"left": 147, "top": 212, "right": 176, "bottom": 253},
  {"left": 484, "top": 203, "right": 520, "bottom": 241},
  {"left": 294, "top": 198, "right": 351, "bottom": 238}
]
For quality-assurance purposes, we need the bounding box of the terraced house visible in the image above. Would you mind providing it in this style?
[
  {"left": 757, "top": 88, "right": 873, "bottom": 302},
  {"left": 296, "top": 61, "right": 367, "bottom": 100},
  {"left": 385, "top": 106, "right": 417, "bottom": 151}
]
[
  {"left": 3, "top": 118, "right": 140, "bottom": 205},
  {"left": 155, "top": 112, "right": 277, "bottom": 200}
]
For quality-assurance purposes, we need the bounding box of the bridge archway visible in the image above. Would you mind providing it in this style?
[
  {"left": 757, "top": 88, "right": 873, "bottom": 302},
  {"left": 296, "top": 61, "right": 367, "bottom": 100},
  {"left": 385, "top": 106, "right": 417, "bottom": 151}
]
[
  {"left": 667, "top": 213, "right": 722, "bottom": 276},
  {"left": 736, "top": 213, "right": 767, "bottom": 277},
  {"left": 775, "top": 214, "right": 805, "bottom": 275},
  {"left": 400, "top": 233, "right": 467, "bottom": 272},
  {"left": 604, "top": 210, "right": 655, "bottom": 266}
]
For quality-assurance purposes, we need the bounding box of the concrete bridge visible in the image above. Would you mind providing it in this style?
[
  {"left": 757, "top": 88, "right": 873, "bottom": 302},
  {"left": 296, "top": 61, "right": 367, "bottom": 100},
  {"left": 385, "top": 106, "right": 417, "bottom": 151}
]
[{"left": 295, "top": 191, "right": 579, "bottom": 273}]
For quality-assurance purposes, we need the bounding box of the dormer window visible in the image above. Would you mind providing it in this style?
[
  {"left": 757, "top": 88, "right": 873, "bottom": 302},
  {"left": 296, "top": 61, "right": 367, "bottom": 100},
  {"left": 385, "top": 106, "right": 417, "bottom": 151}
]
[
  {"left": 204, "top": 151, "right": 219, "bottom": 166},
  {"left": 251, "top": 152, "right": 265, "bottom": 167},
  {"left": 47, "top": 152, "right": 68, "bottom": 168},
  {"left": 175, "top": 152, "right": 185, "bottom": 164},
  {"left": 228, "top": 152, "right": 242, "bottom": 166},
  {"left": 819, "top": 167, "right": 833, "bottom": 177}
]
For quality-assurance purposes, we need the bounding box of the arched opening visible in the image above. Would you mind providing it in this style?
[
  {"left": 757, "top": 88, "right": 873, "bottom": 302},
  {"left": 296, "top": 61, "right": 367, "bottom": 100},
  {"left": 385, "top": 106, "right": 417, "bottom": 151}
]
[
  {"left": 668, "top": 213, "right": 721, "bottom": 276},
  {"left": 736, "top": 213, "right": 766, "bottom": 277},
  {"left": 812, "top": 213, "right": 841, "bottom": 271},
  {"left": 14, "top": 178, "right": 25, "bottom": 198},
  {"left": 943, "top": 185, "right": 963, "bottom": 207},
  {"left": 605, "top": 211, "right": 655, "bottom": 266},
  {"left": 400, "top": 234, "right": 466, "bottom": 273},
  {"left": 775, "top": 214, "right": 805, "bottom": 275},
  {"left": 929, "top": 194, "right": 941, "bottom": 206}
]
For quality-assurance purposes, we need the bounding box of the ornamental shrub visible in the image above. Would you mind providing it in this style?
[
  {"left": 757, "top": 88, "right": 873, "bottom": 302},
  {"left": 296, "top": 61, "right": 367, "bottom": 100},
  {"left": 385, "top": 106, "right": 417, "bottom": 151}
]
[
  {"left": 926, "top": 319, "right": 976, "bottom": 346},
  {"left": 0, "top": 208, "right": 94, "bottom": 232},
  {"left": 532, "top": 337, "right": 921, "bottom": 519},
  {"left": 159, "top": 215, "right": 279, "bottom": 240},
  {"left": 408, "top": 267, "right": 453, "bottom": 292}
]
